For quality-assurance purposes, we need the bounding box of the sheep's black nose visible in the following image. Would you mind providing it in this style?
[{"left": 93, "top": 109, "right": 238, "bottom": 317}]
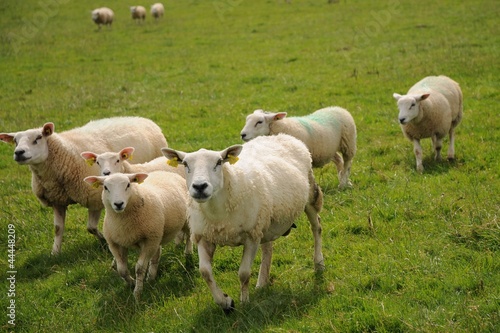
[
  {"left": 192, "top": 182, "right": 208, "bottom": 192},
  {"left": 114, "top": 202, "right": 124, "bottom": 210},
  {"left": 241, "top": 133, "right": 246, "bottom": 140},
  {"left": 103, "top": 170, "right": 111, "bottom": 176},
  {"left": 14, "top": 149, "right": 25, "bottom": 157},
  {"left": 399, "top": 118, "right": 406, "bottom": 124}
]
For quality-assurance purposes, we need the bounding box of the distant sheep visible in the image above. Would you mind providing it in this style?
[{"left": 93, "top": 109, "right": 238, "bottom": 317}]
[
  {"left": 81, "top": 147, "right": 184, "bottom": 178},
  {"left": 92, "top": 7, "right": 114, "bottom": 29},
  {"left": 84, "top": 171, "right": 190, "bottom": 302},
  {"left": 150, "top": 3, "right": 164, "bottom": 20},
  {"left": 162, "top": 134, "right": 324, "bottom": 313},
  {"left": 130, "top": 6, "right": 146, "bottom": 22},
  {"left": 393, "top": 75, "right": 463, "bottom": 172},
  {"left": 0, "top": 117, "right": 168, "bottom": 255},
  {"left": 240, "top": 106, "right": 357, "bottom": 189}
]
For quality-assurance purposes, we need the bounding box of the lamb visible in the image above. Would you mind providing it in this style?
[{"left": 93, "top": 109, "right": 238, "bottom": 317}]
[
  {"left": 84, "top": 171, "right": 190, "bottom": 302},
  {"left": 150, "top": 3, "right": 164, "bottom": 20},
  {"left": 0, "top": 117, "right": 168, "bottom": 255},
  {"left": 80, "top": 147, "right": 188, "bottom": 247},
  {"left": 393, "top": 75, "right": 463, "bottom": 173},
  {"left": 130, "top": 6, "right": 146, "bottom": 22},
  {"left": 91, "top": 7, "right": 114, "bottom": 29},
  {"left": 162, "top": 133, "right": 324, "bottom": 313},
  {"left": 80, "top": 147, "right": 185, "bottom": 178},
  {"left": 240, "top": 106, "right": 357, "bottom": 189}
]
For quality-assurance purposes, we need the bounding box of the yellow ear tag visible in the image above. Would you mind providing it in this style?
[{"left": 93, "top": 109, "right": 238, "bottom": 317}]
[
  {"left": 86, "top": 158, "right": 95, "bottom": 167},
  {"left": 167, "top": 157, "right": 179, "bottom": 167},
  {"left": 135, "top": 178, "right": 144, "bottom": 184},
  {"left": 91, "top": 182, "right": 100, "bottom": 189},
  {"left": 228, "top": 154, "right": 239, "bottom": 165},
  {"left": 128, "top": 153, "right": 133, "bottom": 161}
]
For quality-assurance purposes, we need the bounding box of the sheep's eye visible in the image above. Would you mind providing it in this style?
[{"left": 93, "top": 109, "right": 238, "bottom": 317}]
[
  {"left": 126, "top": 183, "right": 130, "bottom": 189},
  {"left": 182, "top": 161, "right": 190, "bottom": 173},
  {"left": 116, "top": 159, "right": 120, "bottom": 164},
  {"left": 255, "top": 120, "right": 263, "bottom": 127},
  {"left": 214, "top": 159, "right": 222, "bottom": 171},
  {"left": 96, "top": 161, "right": 100, "bottom": 166},
  {"left": 104, "top": 186, "right": 109, "bottom": 191},
  {"left": 410, "top": 103, "right": 416, "bottom": 108},
  {"left": 33, "top": 135, "right": 42, "bottom": 144}
]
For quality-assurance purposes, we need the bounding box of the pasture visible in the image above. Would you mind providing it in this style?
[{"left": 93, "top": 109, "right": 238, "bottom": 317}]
[{"left": 0, "top": 0, "right": 498, "bottom": 332}]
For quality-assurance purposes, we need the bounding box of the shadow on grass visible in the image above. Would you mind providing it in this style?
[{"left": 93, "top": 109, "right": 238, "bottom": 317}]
[
  {"left": 19, "top": 239, "right": 109, "bottom": 280},
  {"left": 188, "top": 271, "right": 327, "bottom": 333}
]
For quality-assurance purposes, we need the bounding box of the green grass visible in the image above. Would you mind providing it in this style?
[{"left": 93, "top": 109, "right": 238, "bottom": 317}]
[{"left": 1, "top": 0, "right": 499, "bottom": 332}]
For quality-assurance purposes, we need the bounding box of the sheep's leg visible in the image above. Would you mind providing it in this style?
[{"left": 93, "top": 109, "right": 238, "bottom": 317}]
[
  {"left": 134, "top": 245, "right": 157, "bottom": 302},
  {"left": 239, "top": 240, "right": 259, "bottom": 304},
  {"left": 447, "top": 127, "right": 456, "bottom": 160},
  {"left": 256, "top": 241, "right": 273, "bottom": 288},
  {"left": 51, "top": 205, "right": 66, "bottom": 255},
  {"left": 147, "top": 246, "right": 162, "bottom": 281},
  {"left": 108, "top": 242, "right": 134, "bottom": 286},
  {"left": 333, "top": 152, "right": 344, "bottom": 182},
  {"left": 87, "top": 209, "right": 105, "bottom": 243},
  {"left": 305, "top": 207, "right": 325, "bottom": 271},
  {"left": 338, "top": 152, "right": 353, "bottom": 189},
  {"left": 183, "top": 224, "right": 193, "bottom": 255},
  {"left": 412, "top": 139, "right": 424, "bottom": 173},
  {"left": 198, "top": 238, "right": 234, "bottom": 313},
  {"left": 432, "top": 135, "right": 443, "bottom": 161}
]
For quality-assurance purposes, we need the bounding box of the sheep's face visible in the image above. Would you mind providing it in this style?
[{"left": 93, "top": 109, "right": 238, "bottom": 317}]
[
  {"left": 240, "top": 110, "right": 287, "bottom": 142},
  {"left": 393, "top": 93, "right": 429, "bottom": 125},
  {"left": 96, "top": 147, "right": 134, "bottom": 176},
  {"left": 91, "top": 10, "right": 100, "bottom": 22},
  {"left": 89, "top": 173, "right": 147, "bottom": 213},
  {"left": 0, "top": 123, "right": 54, "bottom": 165},
  {"left": 161, "top": 145, "right": 243, "bottom": 203}
]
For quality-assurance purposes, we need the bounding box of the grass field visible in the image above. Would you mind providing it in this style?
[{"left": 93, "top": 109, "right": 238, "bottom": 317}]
[{"left": 0, "top": 0, "right": 499, "bottom": 332}]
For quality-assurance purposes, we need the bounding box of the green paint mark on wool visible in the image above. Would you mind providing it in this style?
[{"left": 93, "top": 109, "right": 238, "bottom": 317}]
[{"left": 293, "top": 112, "right": 340, "bottom": 135}]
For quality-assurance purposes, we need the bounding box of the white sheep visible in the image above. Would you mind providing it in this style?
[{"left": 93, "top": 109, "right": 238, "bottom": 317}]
[
  {"left": 150, "top": 3, "right": 164, "bottom": 20},
  {"left": 240, "top": 106, "right": 357, "bottom": 189},
  {"left": 130, "top": 6, "right": 146, "bottom": 22},
  {"left": 393, "top": 75, "right": 463, "bottom": 172},
  {"left": 91, "top": 7, "right": 114, "bottom": 29},
  {"left": 80, "top": 146, "right": 185, "bottom": 178},
  {"left": 80, "top": 147, "right": 188, "bottom": 247},
  {"left": 84, "top": 171, "right": 190, "bottom": 302},
  {"left": 162, "top": 133, "right": 324, "bottom": 313},
  {"left": 0, "top": 117, "right": 168, "bottom": 255}
]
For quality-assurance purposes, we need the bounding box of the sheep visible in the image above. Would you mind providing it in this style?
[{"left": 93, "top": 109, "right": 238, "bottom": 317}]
[
  {"left": 91, "top": 7, "right": 114, "bottom": 30},
  {"left": 240, "top": 106, "right": 357, "bottom": 189},
  {"left": 130, "top": 6, "right": 146, "bottom": 23},
  {"left": 84, "top": 171, "right": 190, "bottom": 301},
  {"left": 150, "top": 3, "right": 164, "bottom": 20},
  {"left": 80, "top": 147, "right": 188, "bottom": 247},
  {"left": 0, "top": 117, "right": 168, "bottom": 255},
  {"left": 80, "top": 147, "right": 184, "bottom": 178},
  {"left": 393, "top": 75, "right": 463, "bottom": 173},
  {"left": 161, "top": 133, "right": 324, "bottom": 313}
]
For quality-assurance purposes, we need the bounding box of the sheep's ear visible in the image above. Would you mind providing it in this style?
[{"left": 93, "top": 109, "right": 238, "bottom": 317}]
[
  {"left": 161, "top": 148, "right": 186, "bottom": 167},
  {"left": 273, "top": 112, "right": 287, "bottom": 121},
  {"left": 0, "top": 133, "right": 15, "bottom": 144},
  {"left": 418, "top": 93, "right": 430, "bottom": 101},
  {"left": 393, "top": 93, "right": 402, "bottom": 101},
  {"left": 81, "top": 152, "right": 97, "bottom": 166},
  {"left": 130, "top": 173, "right": 148, "bottom": 184},
  {"left": 42, "top": 123, "right": 54, "bottom": 137},
  {"left": 221, "top": 145, "right": 243, "bottom": 164},
  {"left": 84, "top": 176, "right": 104, "bottom": 188},
  {"left": 120, "top": 147, "right": 135, "bottom": 161}
]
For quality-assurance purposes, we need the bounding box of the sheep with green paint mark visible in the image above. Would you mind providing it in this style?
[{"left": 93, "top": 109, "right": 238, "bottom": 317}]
[{"left": 240, "top": 106, "right": 357, "bottom": 189}]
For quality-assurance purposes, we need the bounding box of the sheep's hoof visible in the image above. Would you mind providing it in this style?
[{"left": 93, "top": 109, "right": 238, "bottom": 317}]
[{"left": 223, "top": 299, "right": 235, "bottom": 315}]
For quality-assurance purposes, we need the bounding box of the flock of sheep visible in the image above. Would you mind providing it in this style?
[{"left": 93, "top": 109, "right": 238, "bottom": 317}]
[
  {"left": 0, "top": 75, "right": 462, "bottom": 312},
  {"left": 91, "top": 3, "right": 165, "bottom": 29}
]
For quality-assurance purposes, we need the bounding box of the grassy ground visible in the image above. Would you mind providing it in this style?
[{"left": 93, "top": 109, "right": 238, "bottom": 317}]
[{"left": 0, "top": 0, "right": 498, "bottom": 332}]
